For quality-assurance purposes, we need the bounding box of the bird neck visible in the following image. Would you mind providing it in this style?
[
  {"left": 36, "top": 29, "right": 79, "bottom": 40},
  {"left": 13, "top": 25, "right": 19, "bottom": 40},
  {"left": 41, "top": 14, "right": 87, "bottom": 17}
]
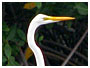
[{"left": 27, "top": 22, "right": 45, "bottom": 66}]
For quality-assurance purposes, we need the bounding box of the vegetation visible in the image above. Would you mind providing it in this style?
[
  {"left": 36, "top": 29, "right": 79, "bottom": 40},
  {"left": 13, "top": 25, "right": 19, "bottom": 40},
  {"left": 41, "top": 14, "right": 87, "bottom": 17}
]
[{"left": 2, "top": 2, "right": 88, "bottom": 66}]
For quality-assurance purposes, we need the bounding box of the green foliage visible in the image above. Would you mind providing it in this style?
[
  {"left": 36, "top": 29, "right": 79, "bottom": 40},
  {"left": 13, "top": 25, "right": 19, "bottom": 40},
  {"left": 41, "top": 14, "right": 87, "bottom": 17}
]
[
  {"left": 18, "top": 40, "right": 25, "bottom": 46},
  {"left": 2, "top": 21, "right": 26, "bottom": 65},
  {"left": 35, "top": 2, "right": 42, "bottom": 9},
  {"left": 2, "top": 56, "right": 7, "bottom": 64},
  {"left": 7, "top": 56, "right": 20, "bottom": 66},
  {"left": 2, "top": 2, "right": 88, "bottom": 66},
  {"left": 24, "top": 2, "right": 42, "bottom": 10},
  {"left": 66, "top": 22, "right": 72, "bottom": 28},
  {"left": 17, "top": 29, "right": 26, "bottom": 41},
  {"left": 75, "top": 3, "right": 88, "bottom": 15},
  {"left": 11, "top": 45, "right": 20, "bottom": 56},
  {"left": 4, "top": 42, "right": 12, "bottom": 58},
  {"left": 2, "top": 21, "right": 9, "bottom": 32},
  {"left": 46, "top": 24, "right": 54, "bottom": 29},
  {"left": 6, "top": 25, "right": 16, "bottom": 41},
  {"left": 39, "top": 35, "right": 44, "bottom": 42}
]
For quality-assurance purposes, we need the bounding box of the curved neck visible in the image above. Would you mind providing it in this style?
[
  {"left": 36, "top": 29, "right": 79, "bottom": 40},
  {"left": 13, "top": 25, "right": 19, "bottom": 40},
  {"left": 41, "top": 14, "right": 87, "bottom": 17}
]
[{"left": 27, "top": 22, "right": 45, "bottom": 66}]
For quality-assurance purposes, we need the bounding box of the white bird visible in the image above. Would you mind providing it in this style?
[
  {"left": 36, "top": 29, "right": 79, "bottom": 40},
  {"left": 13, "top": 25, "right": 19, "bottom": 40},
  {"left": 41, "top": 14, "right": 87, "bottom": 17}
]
[{"left": 27, "top": 14, "right": 75, "bottom": 66}]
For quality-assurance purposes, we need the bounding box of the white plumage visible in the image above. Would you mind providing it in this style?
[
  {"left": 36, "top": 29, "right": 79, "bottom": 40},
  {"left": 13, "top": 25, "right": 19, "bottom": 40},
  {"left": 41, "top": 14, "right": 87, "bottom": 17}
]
[{"left": 27, "top": 14, "right": 75, "bottom": 66}]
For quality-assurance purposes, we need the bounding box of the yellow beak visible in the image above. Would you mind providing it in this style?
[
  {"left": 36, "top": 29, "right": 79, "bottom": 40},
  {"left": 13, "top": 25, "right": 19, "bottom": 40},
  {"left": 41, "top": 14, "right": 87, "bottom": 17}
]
[{"left": 44, "top": 16, "right": 75, "bottom": 21}]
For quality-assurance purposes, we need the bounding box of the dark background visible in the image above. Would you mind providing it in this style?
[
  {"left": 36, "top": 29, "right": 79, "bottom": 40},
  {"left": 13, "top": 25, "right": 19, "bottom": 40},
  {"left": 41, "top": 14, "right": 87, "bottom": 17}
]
[{"left": 2, "top": 2, "right": 88, "bottom": 66}]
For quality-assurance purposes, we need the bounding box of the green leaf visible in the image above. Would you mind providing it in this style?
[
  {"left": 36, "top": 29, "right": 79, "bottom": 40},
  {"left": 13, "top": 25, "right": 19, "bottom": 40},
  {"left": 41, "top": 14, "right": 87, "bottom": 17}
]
[
  {"left": 2, "top": 56, "right": 7, "bottom": 63},
  {"left": 6, "top": 25, "right": 16, "bottom": 41},
  {"left": 7, "top": 56, "right": 20, "bottom": 66},
  {"left": 18, "top": 40, "right": 25, "bottom": 46},
  {"left": 11, "top": 38, "right": 20, "bottom": 42},
  {"left": 4, "top": 42, "right": 11, "bottom": 58},
  {"left": 2, "top": 33, "right": 6, "bottom": 42},
  {"left": 17, "top": 29, "right": 26, "bottom": 41},
  {"left": 66, "top": 22, "right": 72, "bottom": 28},
  {"left": 11, "top": 45, "right": 20, "bottom": 56},
  {"left": 39, "top": 35, "right": 44, "bottom": 42},
  {"left": 2, "top": 21, "right": 9, "bottom": 32},
  {"left": 35, "top": 2, "right": 42, "bottom": 9},
  {"left": 46, "top": 24, "right": 54, "bottom": 29},
  {"left": 75, "top": 3, "right": 88, "bottom": 15}
]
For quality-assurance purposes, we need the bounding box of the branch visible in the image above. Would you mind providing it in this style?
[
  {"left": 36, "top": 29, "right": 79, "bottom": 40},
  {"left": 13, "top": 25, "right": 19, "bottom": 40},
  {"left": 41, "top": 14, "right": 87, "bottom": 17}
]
[
  {"left": 44, "top": 52, "right": 76, "bottom": 66},
  {"left": 40, "top": 44, "right": 85, "bottom": 66},
  {"left": 43, "top": 40, "right": 88, "bottom": 61},
  {"left": 19, "top": 47, "right": 29, "bottom": 66},
  {"left": 61, "top": 29, "right": 88, "bottom": 66}
]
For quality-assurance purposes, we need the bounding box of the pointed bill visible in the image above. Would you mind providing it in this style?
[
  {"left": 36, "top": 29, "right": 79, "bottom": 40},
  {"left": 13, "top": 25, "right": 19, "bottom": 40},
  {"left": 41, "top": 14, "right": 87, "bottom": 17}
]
[{"left": 44, "top": 16, "right": 75, "bottom": 21}]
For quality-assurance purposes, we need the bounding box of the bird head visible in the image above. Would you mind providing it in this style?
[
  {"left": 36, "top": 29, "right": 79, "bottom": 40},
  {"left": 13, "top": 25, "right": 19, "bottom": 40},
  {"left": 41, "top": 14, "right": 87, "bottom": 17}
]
[{"left": 31, "top": 14, "right": 75, "bottom": 26}]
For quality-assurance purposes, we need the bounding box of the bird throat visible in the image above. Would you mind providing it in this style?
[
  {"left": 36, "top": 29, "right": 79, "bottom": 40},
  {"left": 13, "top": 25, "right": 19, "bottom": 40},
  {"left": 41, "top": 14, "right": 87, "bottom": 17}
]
[
  {"left": 34, "top": 27, "right": 47, "bottom": 65},
  {"left": 27, "top": 23, "right": 45, "bottom": 66}
]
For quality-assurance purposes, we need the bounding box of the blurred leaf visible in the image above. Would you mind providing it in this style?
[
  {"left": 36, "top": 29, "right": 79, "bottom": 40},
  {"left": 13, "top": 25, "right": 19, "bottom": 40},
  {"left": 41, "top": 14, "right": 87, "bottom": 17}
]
[
  {"left": 7, "top": 56, "right": 20, "bottom": 66},
  {"left": 2, "top": 21, "right": 9, "bottom": 31},
  {"left": 17, "top": 29, "right": 26, "bottom": 41},
  {"left": 75, "top": 3, "right": 88, "bottom": 15},
  {"left": 11, "top": 37, "right": 20, "bottom": 42},
  {"left": 25, "top": 47, "right": 33, "bottom": 60},
  {"left": 6, "top": 25, "right": 16, "bottom": 41},
  {"left": 4, "top": 42, "right": 11, "bottom": 58},
  {"left": 46, "top": 24, "right": 54, "bottom": 29},
  {"left": 35, "top": 2, "right": 42, "bottom": 9},
  {"left": 39, "top": 35, "right": 44, "bottom": 42},
  {"left": 11, "top": 45, "right": 20, "bottom": 56},
  {"left": 2, "top": 33, "right": 6, "bottom": 42},
  {"left": 24, "top": 2, "right": 42, "bottom": 10},
  {"left": 24, "top": 2, "right": 36, "bottom": 9},
  {"left": 66, "top": 22, "right": 72, "bottom": 28},
  {"left": 2, "top": 56, "right": 7, "bottom": 63},
  {"left": 18, "top": 40, "right": 25, "bottom": 46}
]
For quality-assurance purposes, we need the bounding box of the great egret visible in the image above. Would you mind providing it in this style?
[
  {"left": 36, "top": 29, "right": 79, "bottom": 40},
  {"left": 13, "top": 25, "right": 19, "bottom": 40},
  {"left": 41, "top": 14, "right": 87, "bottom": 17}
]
[{"left": 27, "top": 14, "right": 75, "bottom": 66}]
